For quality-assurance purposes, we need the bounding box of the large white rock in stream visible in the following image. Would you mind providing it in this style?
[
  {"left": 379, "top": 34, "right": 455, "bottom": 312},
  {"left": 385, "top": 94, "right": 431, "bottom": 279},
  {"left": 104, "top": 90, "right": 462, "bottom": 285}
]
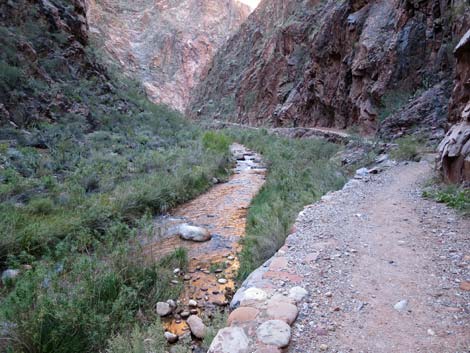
[{"left": 174, "top": 224, "right": 212, "bottom": 242}]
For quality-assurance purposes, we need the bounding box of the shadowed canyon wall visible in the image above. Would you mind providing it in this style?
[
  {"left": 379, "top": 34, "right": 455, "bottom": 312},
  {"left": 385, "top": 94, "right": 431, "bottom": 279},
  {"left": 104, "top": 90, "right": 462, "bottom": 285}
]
[{"left": 189, "top": 0, "right": 469, "bottom": 137}]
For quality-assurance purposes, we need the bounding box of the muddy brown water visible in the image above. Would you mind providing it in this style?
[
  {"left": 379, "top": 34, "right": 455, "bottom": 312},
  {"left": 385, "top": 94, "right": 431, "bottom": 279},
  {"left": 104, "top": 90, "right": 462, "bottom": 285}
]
[{"left": 142, "top": 143, "right": 266, "bottom": 336}]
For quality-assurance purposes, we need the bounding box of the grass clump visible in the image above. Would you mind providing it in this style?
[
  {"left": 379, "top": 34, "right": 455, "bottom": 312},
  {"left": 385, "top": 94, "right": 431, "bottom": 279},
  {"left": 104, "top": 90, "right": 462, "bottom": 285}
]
[
  {"left": 226, "top": 129, "right": 346, "bottom": 279},
  {"left": 390, "top": 135, "right": 422, "bottom": 161},
  {"left": 423, "top": 185, "right": 470, "bottom": 216}
]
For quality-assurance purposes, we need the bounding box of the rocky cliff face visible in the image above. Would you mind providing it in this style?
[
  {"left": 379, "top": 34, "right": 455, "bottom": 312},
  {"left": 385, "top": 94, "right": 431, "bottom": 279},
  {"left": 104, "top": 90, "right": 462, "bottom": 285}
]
[
  {"left": 438, "top": 29, "right": 470, "bottom": 184},
  {"left": 86, "top": 0, "right": 250, "bottom": 111},
  {"left": 190, "top": 0, "right": 469, "bottom": 136}
]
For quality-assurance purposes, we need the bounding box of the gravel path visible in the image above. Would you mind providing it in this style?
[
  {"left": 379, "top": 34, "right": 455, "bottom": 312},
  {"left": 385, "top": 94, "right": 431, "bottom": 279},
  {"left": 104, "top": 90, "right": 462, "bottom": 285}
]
[{"left": 287, "top": 160, "right": 470, "bottom": 352}]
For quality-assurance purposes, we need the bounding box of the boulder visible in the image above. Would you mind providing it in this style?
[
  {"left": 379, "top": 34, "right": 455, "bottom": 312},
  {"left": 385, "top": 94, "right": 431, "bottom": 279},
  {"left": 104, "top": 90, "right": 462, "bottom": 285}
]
[
  {"left": 1, "top": 269, "right": 20, "bottom": 283},
  {"left": 175, "top": 224, "right": 212, "bottom": 242},
  {"left": 187, "top": 315, "right": 206, "bottom": 338},
  {"left": 239, "top": 287, "right": 268, "bottom": 307},
  {"left": 256, "top": 320, "right": 291, "bottom": 348},
  {"left": 266, "top": 300, "right": 298, "bottom": 325},
  {"left": 438, "top": 121, "right": 470, "bottom": 184},
  {"left": 227, "top": 307, "right": 259, "bottom": 326},
  {"left": 156, "top": 302, "right": 172, "bottom": 316},
  {"left": 208, "top": 326, "right": 250, "bottom": 353}
]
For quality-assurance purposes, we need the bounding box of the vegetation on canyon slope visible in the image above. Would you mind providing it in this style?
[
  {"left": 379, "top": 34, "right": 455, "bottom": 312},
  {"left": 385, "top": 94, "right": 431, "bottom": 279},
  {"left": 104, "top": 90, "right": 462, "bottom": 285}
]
[{"left": 0, "top": 2, "right": 232, "bottom": 352}]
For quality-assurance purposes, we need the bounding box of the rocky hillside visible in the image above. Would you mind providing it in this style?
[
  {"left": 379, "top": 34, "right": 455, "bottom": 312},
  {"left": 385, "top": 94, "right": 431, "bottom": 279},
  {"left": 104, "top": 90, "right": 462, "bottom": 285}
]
[
  {"left": 86, "top": 0, "right": 251, "bottom": 111},
  {"left": 189, "top": 0, "right": 469, "bottom": 136}
]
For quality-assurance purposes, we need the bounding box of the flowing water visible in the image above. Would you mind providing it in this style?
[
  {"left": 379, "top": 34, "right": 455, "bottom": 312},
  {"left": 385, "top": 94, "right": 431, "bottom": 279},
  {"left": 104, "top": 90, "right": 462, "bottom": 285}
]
[{"left": 142, "top": 143, "right": 266, "bottom": 336}]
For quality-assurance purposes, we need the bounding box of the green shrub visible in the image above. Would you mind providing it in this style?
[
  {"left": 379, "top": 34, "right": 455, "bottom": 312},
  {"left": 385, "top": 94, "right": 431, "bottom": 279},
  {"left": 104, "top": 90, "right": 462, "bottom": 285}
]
[
  {"left": 390, "top": 135, "right": 421, "bottom": 161},
  {"left": 423, "top": 185, "right": 470, "bottom": 216},
  {"left": 106, "top": 322, "right": 166, "bottom": 353},
  {"left": 202, "top": 131, "right": 231, "bottom": 154}
]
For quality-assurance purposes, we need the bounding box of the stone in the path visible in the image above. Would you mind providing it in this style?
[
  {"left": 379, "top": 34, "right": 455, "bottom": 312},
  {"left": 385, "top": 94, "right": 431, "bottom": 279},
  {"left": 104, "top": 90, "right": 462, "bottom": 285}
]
[
  {"left": 176, "top": 224, "right": 212, "bottom": 242},
  {"left": 156, "top": 302, "right": 172, "bottom": 316},
  {"left": 164, "top": 331, "right": 178, "bottom": 343},
  {"left": 459, "top": 281, "right": 470, "bottom": 291},
  {"left": 227, "top": 307, "right": 259, "bottom": 325},
  {"left": 393, "top": 299, "right": 408, "bottom": 312},
  {"left": 319, "top": 344, "right": 328, "bottom": 351},
  {"left": 288, "top": 286, "right": 308, "bottom": 303},
  {"left": 266, "top": 299, "right": 298, "bottom": 325},
  {"left": 208, "top": 326, "right": 250, "bottom": 353},
  {"left": 187, "top": 315, "right": 206, "bottom": 338},
  {"left": 188, "top": 299, "right": 198, "bottom": 307},
  {"left": 180, "top": 311, "right": 190, "bottom": 318},
  {"left": 218, "top": 278, "right": 228, "bottom": 284},
  {"left": 257, "top": 320, "right": 291, "bottom": 348},
  {"left": 167, "top": 299, "right": 176, "bottom": 308}
]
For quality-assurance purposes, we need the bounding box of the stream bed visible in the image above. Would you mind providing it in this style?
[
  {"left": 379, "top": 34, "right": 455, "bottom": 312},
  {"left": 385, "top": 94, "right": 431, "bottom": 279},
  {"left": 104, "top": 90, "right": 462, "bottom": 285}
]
[{"left": 142, "top": 143, "right": 266, "bottom": 337}]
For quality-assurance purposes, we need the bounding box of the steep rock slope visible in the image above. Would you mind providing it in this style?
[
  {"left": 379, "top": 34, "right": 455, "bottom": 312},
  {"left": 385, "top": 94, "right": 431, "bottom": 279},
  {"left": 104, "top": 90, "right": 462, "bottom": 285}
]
[
  {"left": 438, "top": 29, "right": 470, "bottom": 184},
  {"left": 86, "top": 0, "right": 251, "bottom": 111},
  {"left": 190, "top": 0, "right": 469, "bottom": 135}
]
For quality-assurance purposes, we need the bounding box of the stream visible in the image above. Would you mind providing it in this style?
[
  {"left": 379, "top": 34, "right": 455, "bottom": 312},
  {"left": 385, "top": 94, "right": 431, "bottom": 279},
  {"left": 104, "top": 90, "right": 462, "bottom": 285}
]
[{"left": 142, "top": 143, "right": 266, "bottom": 337}]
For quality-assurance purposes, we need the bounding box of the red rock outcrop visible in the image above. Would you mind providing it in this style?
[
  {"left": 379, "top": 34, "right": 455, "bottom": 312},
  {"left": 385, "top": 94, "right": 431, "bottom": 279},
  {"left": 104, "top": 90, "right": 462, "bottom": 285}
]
[
  {"left": 86, "top": 0, "right": 251, "bottom": 111},
  {"left": 190, "top": 0, "right": 470, "bottom": 135},
  {"left": 438, "top": 29, "right": 470, "bottom": 184}
]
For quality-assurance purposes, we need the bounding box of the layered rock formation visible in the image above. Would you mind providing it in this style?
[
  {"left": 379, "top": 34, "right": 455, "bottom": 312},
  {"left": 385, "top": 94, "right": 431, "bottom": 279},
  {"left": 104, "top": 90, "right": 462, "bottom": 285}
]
[
  {"left": 190, "top": 0, "right": 470, "bottom": 135},
  {"left": 86, "top": 0, "right": 251, "bottom": 111},
  {"left": 438, "top": 29, "right": 470, "bottom": 184},
  {"left": 0, "top": 0, "right": 100, "bottom": 128}
]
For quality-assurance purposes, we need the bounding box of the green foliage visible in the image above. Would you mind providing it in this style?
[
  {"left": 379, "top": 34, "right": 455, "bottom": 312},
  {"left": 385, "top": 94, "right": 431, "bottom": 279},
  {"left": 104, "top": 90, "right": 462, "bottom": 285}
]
[
  {"left": 0, "top": 60, "right": 24, "bottom": 91},
  {"left": 423, "top": 185, "right": 470, "bottom": 216},
  {"left": 225, "top": 129, "right": 346, "bottom": 279},
  {"left": 390, "top": 135, "right": 422, "bottom": 161},
  {"left": 378, "top": 90, "right": 412, "bottom": 122},
  {"left": 202, "top": 310, "right": 228, "bottom": 350},
  {"left": 106, "top": 322, "right": 166, "bottom": 353},
  {"left": 202, "top": 131, "right": 232, "bottom": 154},
  {"left": 0, "top": 247, "right": 186, "bottom": 353}
]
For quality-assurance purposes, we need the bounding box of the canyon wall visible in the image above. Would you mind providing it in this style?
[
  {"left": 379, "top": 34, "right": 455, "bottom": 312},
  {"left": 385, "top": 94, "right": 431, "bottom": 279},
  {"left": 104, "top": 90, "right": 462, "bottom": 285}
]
[
  {"left": 189, "top": 0, "right": 469, "bottom": 137},
  {"left": 438, "top": 28, "right": 470, "bottom": 184},
  {"left": 86, "top": 0, "right": 251, "bottom": 111}
]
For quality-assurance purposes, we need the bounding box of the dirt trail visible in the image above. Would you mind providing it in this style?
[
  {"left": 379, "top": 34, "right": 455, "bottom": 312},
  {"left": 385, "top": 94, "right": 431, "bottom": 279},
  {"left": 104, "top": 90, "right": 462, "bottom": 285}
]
[{"left": 287, "top": 161, "right": 470, "bottom": 352}]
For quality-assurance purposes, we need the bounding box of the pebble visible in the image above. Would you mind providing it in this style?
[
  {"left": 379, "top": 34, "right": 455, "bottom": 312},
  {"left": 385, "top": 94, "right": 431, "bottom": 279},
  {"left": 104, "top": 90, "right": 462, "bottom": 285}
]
[
  {"left": 393, "top": 299, "right": 408, "bottom": 312},
  {"left": 188, "top": 299, "right": 198, "bottom": 307},
  {"left": 288, "top": 286, "right": 308, "bottom": 302},
  {"left": 218, "top": 278, "right": 228, "bottom": 284},
  {"left": 319, "top": 344, "right": 329, "bottom": 351}
]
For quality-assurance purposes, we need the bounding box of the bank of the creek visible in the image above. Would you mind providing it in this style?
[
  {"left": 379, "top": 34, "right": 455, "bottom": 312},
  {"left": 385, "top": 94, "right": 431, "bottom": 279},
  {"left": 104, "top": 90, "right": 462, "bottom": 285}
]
[{"left": 141, "top": 143, "right": 266, "bottom": 337}]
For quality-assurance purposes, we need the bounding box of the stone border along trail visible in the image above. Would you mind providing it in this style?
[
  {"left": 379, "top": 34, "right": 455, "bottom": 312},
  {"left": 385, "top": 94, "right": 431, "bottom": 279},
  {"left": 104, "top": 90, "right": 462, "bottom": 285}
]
[{"left": 208, "top": 160, "right": 470, "bottom": 353}]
